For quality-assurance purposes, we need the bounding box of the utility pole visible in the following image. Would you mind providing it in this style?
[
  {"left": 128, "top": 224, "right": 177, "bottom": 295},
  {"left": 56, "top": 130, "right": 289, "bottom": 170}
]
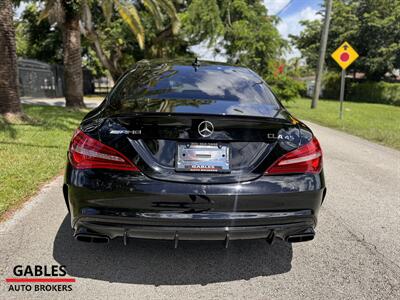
[{"left": 311, "top": 0, "right": 333, "bottom": 109}]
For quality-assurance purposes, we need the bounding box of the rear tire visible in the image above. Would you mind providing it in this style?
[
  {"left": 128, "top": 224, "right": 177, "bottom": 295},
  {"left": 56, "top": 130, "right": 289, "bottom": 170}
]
[{"left": 62, "top": 184, "right": 70, "bottom": 213}]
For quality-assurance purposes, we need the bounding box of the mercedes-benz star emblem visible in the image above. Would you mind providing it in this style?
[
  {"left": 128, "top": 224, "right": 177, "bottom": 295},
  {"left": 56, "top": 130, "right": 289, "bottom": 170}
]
[{"left": 198, "top": 121, "right": 214, "bottom": 137}]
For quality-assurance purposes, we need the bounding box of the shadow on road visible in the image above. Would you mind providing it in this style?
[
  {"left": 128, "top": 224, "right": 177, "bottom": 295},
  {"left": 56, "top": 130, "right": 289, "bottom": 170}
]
[{"left": 53, "top": 215, "right": 293, "bottom": 285}]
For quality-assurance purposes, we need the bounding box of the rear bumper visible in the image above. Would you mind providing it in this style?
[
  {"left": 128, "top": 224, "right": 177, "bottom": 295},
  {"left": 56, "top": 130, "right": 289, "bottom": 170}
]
[
  {"left": 74, "top": 211, "right": 316, "bottom": 242},
  {"left": 65, "top": 166, "right": 326, "bottom": 242}
]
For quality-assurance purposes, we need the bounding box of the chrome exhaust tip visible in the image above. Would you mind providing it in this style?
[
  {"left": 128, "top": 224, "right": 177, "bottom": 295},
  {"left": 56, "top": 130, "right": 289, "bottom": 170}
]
[
  {"left": 75, "top": 234, "right": 110, "bottom": 243},
  {"left": 286, "top": 228, "right": 315, "bottom": 243},
  {"left": 74, "top": 228, "right": 110, "bottom": 243}
]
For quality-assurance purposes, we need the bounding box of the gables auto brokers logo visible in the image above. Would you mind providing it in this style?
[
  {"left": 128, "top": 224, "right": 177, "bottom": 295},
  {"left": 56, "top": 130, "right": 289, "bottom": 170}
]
[{"left": 5, "top": 264, "right": 75, "bottom": 292}]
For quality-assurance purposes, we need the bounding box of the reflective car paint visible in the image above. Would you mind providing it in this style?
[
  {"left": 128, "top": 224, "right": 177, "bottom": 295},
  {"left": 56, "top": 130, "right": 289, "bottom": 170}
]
[{"left": 64, "top": 59, "right": 326, "bottom": 246}]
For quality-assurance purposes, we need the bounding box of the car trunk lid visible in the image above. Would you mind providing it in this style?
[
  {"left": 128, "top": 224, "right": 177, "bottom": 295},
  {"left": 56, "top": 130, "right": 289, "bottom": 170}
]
[{"left": 96, "top": 113, "right": 300, "bottom": 184}]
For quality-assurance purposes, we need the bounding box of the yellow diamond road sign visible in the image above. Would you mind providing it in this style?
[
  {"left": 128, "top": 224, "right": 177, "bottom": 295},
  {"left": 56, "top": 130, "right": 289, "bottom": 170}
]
[{"left": 331, "top": 41, "right": 359, "bottom": 70}]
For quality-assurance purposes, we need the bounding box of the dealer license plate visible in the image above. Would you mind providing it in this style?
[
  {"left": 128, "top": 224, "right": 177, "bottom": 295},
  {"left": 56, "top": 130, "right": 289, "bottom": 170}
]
[{"left": 175, "top": 143, "right": 230, "bottom": 173}]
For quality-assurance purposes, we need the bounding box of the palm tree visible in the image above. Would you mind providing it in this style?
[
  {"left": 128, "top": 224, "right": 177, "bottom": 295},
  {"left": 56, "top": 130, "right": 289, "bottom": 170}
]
[
  {"left": 0, "top": 0, "right": 22, "bottom": 116},
  {"left": 81, "top": 0, "right": 180, "bottom": 80},
  {"left": 61, "top": 1, "right": 85, "bottom": 108},
  {"left": 42, "top": 0, "right": 180, "bottom": 95},
  {"left": 42, "top": 0, "right": 85, "bottom": 108}
]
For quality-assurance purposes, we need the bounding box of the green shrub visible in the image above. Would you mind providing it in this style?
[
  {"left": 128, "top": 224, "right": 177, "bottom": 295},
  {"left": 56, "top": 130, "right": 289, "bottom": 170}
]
[
  {"left": 267, "top": 75, "right": 304, "bottom": 102},
  {"left": 298, "top": 80, "right": 308, "bottom": 98},
  {"left": 348, "top": 81, "right": 400, "bottom": 106},
  {"left": 322, "top": 72, "right": 400, "bottom": 106},
  {"left": 322, "top": 71, "right": 341, "bottom": 99}
]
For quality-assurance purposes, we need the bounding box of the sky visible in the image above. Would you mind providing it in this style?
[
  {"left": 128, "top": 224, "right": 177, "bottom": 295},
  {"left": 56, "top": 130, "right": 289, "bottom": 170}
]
[
  {"left": 15, "top": 3, "right": 26, "bottom": 18},
  {"left": 16, "top": 0, "right": 323, "bottom": 61},
  {"left": 265, "top": 0, "right": 323, "bottom": 58},
  {"left": 267, "top": 0, "right": 322, "bottom": 38}
]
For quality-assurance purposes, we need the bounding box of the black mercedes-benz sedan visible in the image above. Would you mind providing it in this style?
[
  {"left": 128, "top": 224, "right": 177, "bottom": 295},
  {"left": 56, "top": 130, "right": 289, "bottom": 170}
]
[{"left": 64, "top": 59, "right": 326, "bottom": 247}]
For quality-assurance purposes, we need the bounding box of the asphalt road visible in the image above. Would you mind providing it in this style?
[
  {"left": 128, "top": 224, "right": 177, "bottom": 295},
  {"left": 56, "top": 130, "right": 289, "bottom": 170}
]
[{"left": 1, "top": 122, "right": 399, "bottom": 300}]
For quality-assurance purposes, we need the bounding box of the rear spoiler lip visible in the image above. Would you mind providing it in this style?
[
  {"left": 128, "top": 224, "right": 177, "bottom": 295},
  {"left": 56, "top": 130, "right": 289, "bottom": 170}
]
[{"left": 103, "top": 111, "right": 295, "bottom": 126}]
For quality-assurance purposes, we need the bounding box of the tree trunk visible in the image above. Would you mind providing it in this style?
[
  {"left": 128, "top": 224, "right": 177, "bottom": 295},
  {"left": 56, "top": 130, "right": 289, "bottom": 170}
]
[
  {"left": 63, "top": 13, "right": 85, "bottom": 108},
  {"left": 0, "top": 0, "right": 22, "bottom": 116}
]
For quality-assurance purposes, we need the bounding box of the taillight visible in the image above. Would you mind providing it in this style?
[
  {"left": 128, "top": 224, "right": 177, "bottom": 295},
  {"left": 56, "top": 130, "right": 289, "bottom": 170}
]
[
  {"left": 265, "top": 137, "right": 322, "bottom": 175},
  {"left": 69, "top": 129, "right": 139, "bottom": 171}
]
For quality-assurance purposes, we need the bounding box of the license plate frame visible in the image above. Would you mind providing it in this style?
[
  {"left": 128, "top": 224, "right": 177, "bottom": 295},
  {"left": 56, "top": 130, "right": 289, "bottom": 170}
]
[{"left": 175, "top": 143, "right": 230, "bottom": 173}]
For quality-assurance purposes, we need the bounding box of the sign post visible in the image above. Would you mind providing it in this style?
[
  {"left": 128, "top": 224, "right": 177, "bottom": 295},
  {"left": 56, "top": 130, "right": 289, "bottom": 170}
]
[
  {"left": 331, "top": 42, "right": 359, "bottom": 119},
  {"left": 339, "top": 69, "right": 345, "bottom": 119}
]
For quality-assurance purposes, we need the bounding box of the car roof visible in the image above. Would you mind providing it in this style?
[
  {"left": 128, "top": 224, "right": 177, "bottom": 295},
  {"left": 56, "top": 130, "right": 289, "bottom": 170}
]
[{"left": 134, "top": 58, "right": 246, "bottom": 70}]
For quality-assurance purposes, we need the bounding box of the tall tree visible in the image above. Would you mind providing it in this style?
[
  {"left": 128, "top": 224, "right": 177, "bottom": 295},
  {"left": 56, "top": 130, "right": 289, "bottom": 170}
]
[
  {"left": 0, "top": 0, "right": 22, "bottom": 116},
  {"left": 16, "top": 3, "right": 106, "bottom": 77},
  {"left": 182, "top": 0, "right": 304, "bottom": 101},
  {"left": 291, "top": 0, "right": 400, "bottom": 80},
  {"left": 61, "top": 0, "right": 85, "bottom": 107},
  {"left": 16, "top": 3, "right": 63, "bottom": 64},
  {"left": 80, "top": 0, "right": 181, "bottom": 81},
  {"left": 182, "top": 0, "right": 286, "bottom": 77},
  {"left": 41, "top": 0, "right": 85, "bottom": 107},
  {"left": 41, "top": 0, "right": 181, "bottom": 84}
]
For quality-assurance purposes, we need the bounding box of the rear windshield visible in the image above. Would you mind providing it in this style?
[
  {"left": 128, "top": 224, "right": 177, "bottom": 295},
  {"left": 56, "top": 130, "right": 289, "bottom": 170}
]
[{"left": 109, "top": 63, "right": 281, "bottom": 117}]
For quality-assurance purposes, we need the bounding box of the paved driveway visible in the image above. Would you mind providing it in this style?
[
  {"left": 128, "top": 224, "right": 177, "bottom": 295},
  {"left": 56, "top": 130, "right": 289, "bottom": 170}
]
[{"left": 1, "top": 122, "right": 399, "bottom": 299}]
